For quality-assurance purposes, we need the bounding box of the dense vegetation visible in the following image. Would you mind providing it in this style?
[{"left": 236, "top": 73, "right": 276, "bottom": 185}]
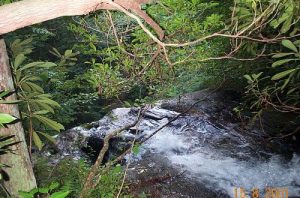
[{"left": 0, "top": 0, "right": 299, "bottom": 197}]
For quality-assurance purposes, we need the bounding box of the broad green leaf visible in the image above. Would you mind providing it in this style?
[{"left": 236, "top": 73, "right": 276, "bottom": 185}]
[
  {"left": 50, "top": 47, "right": 61, "bottom": 57},
  {"left": 19, "top": 37, "right": 33, "bottom": 46},
  {"left": 0, "top": 100, "right": 21, "bottom": 104},
  {"left": 282, "top": 40, "right": 298, "bottom": 53},
  {"left": 32, "top": 131, "right": 43, "bottom": 150},
  {"left": 281, "top": 77, "right": 290, "bottom": 90},
  {"left": 16, "top": 70, "right": 22, "bottom": 82},
  {"left": 24, "top": 82, "right": 44, "bottom": 93},
  {"left": 0, "top": 136, "right": 15, "bottom": 148},
  {"left": 272, "top": 53, "right": 294, "bottom": 58},
  {"left": 18, "top": 191, "right": 34, "bottom": 198},
  {"left": 0, "top": 113, "right": 16, "bottom": 124},
  {"left": 33, "top": 110, "right": 50, "bottom": 115},
  {"left": 243, "top": 74, "right": 253, "bottom": 82},
  {"left": 281, "top": 17, "right": 292, "bottom": 33},
  {"left": 64, "top": 49, "right": 73, "bottom": 57},
  {"left": 271, "top": 69, "right": 296, "bottom": 80},
  {"left": 20, "top": 62, "right": 56, "bottom": 71},
  {"left": 14, "top": 54, "right": 26, "bottom": 69},
  {"left": 36, "top": 93, "right": 52, "bottom": 98},
  {"left": 19, "top": 62, "right": 43, "bottom": 71},
  {"left": 251, "top": 72, "right": 263, "bottom": 80},
  {"left": 287, "top": 88, "right": 296, "bottom": 95},
  {"left": 38, "top": 187, "right": 49, "bottom": 193},
  {"left": 35, "top": 102, "right": 55, "bottom": 114},
  {"left": 0, "top": 90, "right": 10, "bottom": 98},
  {"left": 89, "top": 43, "right": 97, "bottom": 52},
  {"left": 272, "top": 59, "right": 295, "bottom": 67},
  {"left": 37, "top": 131, "right": 56, "bottom": 144},
  {"left": 19, "top": 75, "right": 42, "bottom": 83},
  {"left": 36, "top": 98, "right": 60, "bottom": 107},
  {"left": 50, "top": 191, "right": 70, "bottom": 198},
  {"left": 49, "top": 182, "right": 59, "bottom": 190},
  {"left": 33, "top": 115, "right": 64, "bottom": 132}
]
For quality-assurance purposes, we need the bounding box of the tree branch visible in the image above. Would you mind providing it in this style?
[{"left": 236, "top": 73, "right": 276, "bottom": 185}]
[
  {"left": 0, "top": 0, "right": 164, "bottom": 38},
  {"left": 79, "top": 108, "right": 143, "bottom": 198}
]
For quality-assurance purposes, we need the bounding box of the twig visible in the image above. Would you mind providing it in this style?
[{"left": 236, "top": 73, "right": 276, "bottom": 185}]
[
  {"left": 79, "top": 108, "right": 143, "bottom": 198},
  {"left": 106, "top": 10, "right": 136, "bottom": 57},
  {"left": 116, "top": 108, "right": 144, "bottom": 198}
]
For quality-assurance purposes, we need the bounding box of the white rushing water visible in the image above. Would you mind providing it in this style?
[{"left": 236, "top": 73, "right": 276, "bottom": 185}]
[
  {"left": 140, "top": 120, "right": 300, "bottom": 197},
  {"left": 59, "top": 105, "right": 300, "bottom": 197}
]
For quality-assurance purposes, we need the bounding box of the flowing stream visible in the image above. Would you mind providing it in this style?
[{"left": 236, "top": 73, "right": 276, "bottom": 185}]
[{"left": 55, "top": 90, "right": 300, "bottom": 197}]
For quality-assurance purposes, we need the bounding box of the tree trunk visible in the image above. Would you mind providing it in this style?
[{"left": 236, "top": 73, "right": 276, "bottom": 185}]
[
  {"left": 0, "top": 0, "right": 163, "bottom": 196},
  {"left": 0, "top": 38, "right": 37, "bottom": 197}
]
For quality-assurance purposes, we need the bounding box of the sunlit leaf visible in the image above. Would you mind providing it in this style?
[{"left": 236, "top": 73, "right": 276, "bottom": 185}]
[
  {"left": 37, "top": 131, "right": 56, "bottom": 144},
  {"left": 14, "top": 54, "right": 26, "bottom": 69},
  {"left": 272, "top": 53, "right": 294, "bottom": 58},
  {"left": 282, "top": 40, "right": 298, "bottom": 53},
  {"left": 0, "top": 113, "right": 16, "bottom": 124},
  {"left": 272, "top": 59, "right": 295, "bottom": 67},
  {"left": 33, "top": 115, "right": 64, "bottom": 132},
  {"left": 32, "top": 131, "right": 43, "bottom": 150},
  {"left": 50, "top": 191, "right": 70, "bottom": 198},
  {"left": 20, "top": 62, "right": 56, "bottom": 71},
  {"left": 243, "top": 74, "right": 253, "bottom": 82},
  {"left": 271, "top": 69, "right": 296, "bottom": 80}
]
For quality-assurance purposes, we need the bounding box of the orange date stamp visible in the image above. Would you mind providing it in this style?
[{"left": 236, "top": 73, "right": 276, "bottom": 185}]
[{"left": 234, "top": 187, "right": 288, "bottom": 198}]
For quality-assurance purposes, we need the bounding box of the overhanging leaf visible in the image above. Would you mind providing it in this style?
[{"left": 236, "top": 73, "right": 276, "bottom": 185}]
[
  {"left": 282, "top": 40, "right": 298, "bottom": 53},
  {"left": 271, "top": 69, "right": 296, "bottom": 80},
  {"left": 272, "top": 59, "right": 295, "bottom": 67},
  {"left": 0, "top": 100, "right": 21, "bottom": 104},
  {"left": 33, "top": 115, "right": 64, "bottom": 132},
  {"left": 0, "top": 113, "right": 16, "bottom": 124},
  {"left": 32, "top": 131, "right": 43, "bottom": 150},
  {"left": 20, "top": 62, "right": 56, "bottom": 71},
  {"left": 272, "top": 53, "right": 294, "bottom": 58},
  {"left": 37, "top": 131, "right": 56, "bottom": 144},
  {"left": 0, "top": 90, "right": 11, "bottom": 98},
  {"left": 14, "top": 54, "right": 26, "bottom": 69},
  {"left": 243, "top": 74, "right": 253, "bottom": 82}
]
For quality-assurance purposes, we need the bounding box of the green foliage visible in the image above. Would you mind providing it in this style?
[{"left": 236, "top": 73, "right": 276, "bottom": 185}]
[
  {"left": 271, "top": 39, "right": 300, "bottom": 101},
  {"left": 19, "top": 182, "right": 70, "bottom": 198},
  {"left": 132, "top": 143, "right": 141, "bottom": 155},
  {"left": 9, "top": 38, "right": 64, "bottom": 150},
  {"left": 90, "top": 164, "right": 131, "bottom": 198},
  {"left": 0, "top": 0, "right": 19, "bottom": 6},
  {"left": 34, "top": 157, "right": 131, "bottom": 198},
  {"left": 0, "top": 113, "right": 16, "bottom": 128},
  {"left": 244, "top": 39, "right": 300, "bottom": 113},
  {"left": 269, "top": 0, "right": 300, "bottom": 34},
  {"left": 33, "top": 158, "right": 86, "bottom": 197},
  {"left": 67, "top": 0, "right": 228, "bottom": 101},
  {"left": 233, "top": 0, "right": 300, "bottom": 35}
]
